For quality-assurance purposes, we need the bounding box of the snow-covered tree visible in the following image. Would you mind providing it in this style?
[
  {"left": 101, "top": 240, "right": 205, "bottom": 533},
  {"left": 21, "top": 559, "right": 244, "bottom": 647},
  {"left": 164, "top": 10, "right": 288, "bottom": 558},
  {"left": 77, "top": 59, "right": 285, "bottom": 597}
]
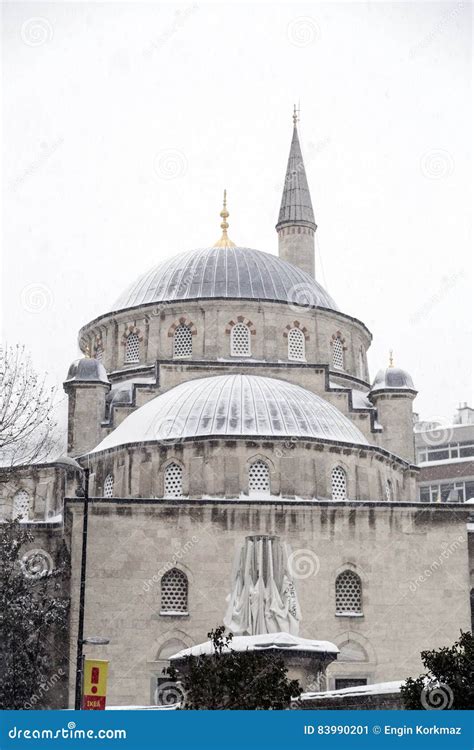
[
  {"left": 401, "top": 631, "right": 474, "bottom": 710},
  {"left": 0, "top": 520, "right": 69, "bottom": 709},
  {"left": 165, "top": 625, "right": 302, "bottom": 710},
  {"left": 0, "top": 344, "right": 61, "bottom": 467}
]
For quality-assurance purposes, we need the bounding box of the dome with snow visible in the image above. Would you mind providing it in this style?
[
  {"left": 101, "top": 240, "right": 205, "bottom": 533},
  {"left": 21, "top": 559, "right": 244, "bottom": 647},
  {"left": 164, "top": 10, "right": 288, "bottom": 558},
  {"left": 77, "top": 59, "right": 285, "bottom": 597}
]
[
  {"left": 371, "top": 366, "right": 415, "bottom": 392},
  {"left": 112, "top": 246, "right": 338, "bottom": 312},
  {"left": 65, "top": 357, "right": 109, "bottom": 385},
  {"left": 91, "top": 373, "right": 368, "bottom": 454}
]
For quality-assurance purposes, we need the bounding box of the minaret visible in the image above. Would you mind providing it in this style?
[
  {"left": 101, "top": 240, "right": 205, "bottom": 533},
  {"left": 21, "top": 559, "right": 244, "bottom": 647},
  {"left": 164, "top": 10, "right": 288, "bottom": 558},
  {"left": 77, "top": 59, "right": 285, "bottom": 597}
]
[{"left": 276, "top": 106, "right": 317, "bottom": 278}]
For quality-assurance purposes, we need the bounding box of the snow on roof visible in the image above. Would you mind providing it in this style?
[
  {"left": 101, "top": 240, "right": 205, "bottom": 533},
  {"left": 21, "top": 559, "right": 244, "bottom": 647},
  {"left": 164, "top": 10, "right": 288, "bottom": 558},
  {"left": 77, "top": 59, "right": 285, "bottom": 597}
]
[
  {"left": 112, "top": 246, "right": 338, "bottom": 312},
  {"left": 301, "top": 680, "right": 403, "bottom": 701},
  {"left": 90, "top": 374, "right": 370, "bottom": 454},
  {"left": 169, "top": 632, "right": 339, "bottom": 660}
]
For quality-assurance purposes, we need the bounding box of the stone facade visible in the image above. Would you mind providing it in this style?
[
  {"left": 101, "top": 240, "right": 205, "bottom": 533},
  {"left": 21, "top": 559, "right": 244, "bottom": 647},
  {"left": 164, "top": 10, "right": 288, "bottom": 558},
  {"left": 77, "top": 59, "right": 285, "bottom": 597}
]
[{"left": 65, "top": 499, "right": 471, "bottom": 706}]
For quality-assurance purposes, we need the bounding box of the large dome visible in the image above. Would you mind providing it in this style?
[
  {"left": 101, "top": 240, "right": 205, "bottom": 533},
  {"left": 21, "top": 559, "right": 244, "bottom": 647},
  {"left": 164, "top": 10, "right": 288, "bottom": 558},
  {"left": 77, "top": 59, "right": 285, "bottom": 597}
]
[
  {"left": 112, "top": 246, "right": 338, "bottom": 312},
  {"left": 90, "top": 374, "right": 368, "bottom": 454}
]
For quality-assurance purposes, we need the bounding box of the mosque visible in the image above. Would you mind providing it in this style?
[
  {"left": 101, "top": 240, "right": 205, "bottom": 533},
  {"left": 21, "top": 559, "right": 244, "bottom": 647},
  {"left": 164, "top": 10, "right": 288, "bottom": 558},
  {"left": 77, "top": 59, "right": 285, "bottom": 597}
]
[{"left": 3, "top": 112, "right": 472, "bottom": 707}]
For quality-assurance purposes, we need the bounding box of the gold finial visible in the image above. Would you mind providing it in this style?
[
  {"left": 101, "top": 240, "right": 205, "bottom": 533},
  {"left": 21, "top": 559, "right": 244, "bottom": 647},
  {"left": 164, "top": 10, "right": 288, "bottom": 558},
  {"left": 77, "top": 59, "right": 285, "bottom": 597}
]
[
  {"left": 213, "top": 189, "right": 236, "bottom": 248},
  {"left": 293, "top": 103, "right": 299, "bottom": 126},
  {"left": 389, "top": 350, "right": 394, "bottom": 368}
]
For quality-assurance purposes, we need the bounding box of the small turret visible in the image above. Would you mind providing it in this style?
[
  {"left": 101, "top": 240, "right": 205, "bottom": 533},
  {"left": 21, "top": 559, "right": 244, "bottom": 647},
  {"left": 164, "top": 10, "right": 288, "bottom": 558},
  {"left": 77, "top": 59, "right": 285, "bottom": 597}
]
[
  {"left": 63, "top": 352, "right": 110, "bottom": 456},
  {"left": 369, "top": 352, "right": 417, "bottom": 463}
]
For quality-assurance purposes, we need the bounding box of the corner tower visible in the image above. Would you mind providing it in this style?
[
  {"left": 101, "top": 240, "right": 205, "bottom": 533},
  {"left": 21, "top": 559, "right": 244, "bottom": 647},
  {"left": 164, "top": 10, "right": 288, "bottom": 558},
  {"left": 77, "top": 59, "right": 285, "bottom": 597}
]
[{"left": 276, "top": 107, "right": 317, "bottom": 278}]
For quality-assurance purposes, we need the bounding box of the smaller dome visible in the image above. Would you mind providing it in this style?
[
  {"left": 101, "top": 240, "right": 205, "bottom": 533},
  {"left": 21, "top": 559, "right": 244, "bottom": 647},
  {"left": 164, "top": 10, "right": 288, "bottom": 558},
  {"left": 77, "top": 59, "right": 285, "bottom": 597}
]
[
  {"left": 371, "top": 367, "right": 415, "bottom": 393},
  {"left": 65, "top": 357, "right": 109, "bottom": 385}
]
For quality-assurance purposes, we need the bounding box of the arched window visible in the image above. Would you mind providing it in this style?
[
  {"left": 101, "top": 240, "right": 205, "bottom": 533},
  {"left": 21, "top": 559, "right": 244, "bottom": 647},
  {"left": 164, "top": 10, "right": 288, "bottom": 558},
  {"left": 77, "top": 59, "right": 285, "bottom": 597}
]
[
  {"left": 164, "top": 462, "right": 183, "bottom": 498},
  {"left": 125, "top": 332, "right": 140, "bottom": 364},
  {"left": 231, "top": 322, "right": 251, "bottom": 357},
  {"left": 385, "top": 479, "right": 393, "bottom": 501},
  {"left": 160, "top": 568, "right": 188, "bottom": 614},
  {"left": 12, "top": 489, "right": 30, "bottom": 521},
  {"left": 332, "top": 337, "right": 344, "bottom": 369},
  {"left": 103, "top": 474, "right": 114, "bottom": 498},
  {"left": 335, "top": 570, "right": 362, "bottom": 615},
  {"left": 173, "top": 324, "right": 192, "bottom": 359},
  {"left": 248, "top": 459, "right": 270, "bottom": 495},
  {"left": 331, "top": 466, "right": 347, "bottom": 501},
  {"left": 288, "top": 328, "right": 305, "bottom": 361}
]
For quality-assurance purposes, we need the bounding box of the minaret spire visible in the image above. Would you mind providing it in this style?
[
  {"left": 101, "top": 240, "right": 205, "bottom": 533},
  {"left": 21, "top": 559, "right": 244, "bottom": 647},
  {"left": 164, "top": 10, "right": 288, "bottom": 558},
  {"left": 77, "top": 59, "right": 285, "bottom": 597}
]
[
  {"left": 276, "top": 106, "right": 317, "bottom": 277},
  {"left": 213, "top": 189, "right": 236, "bottom": 248}
]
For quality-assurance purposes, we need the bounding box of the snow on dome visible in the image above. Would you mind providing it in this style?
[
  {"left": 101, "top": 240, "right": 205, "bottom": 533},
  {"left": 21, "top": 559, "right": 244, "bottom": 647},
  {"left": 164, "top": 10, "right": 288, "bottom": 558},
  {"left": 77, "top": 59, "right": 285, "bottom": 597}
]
[
  {"left": 65, "top": 357, "right": 109, "bottom": 385},
  {"left": 90, "top": 374, "right": 369, "bottom": 454},
  {"left": 169, "top": 632, "right": 339, "bottom": 660},
  {"left": 112, "top": 246, "right": 338, "bottom": 312},
  {"left": 371, "top": 366, "right": 415, "bottom": 392}
]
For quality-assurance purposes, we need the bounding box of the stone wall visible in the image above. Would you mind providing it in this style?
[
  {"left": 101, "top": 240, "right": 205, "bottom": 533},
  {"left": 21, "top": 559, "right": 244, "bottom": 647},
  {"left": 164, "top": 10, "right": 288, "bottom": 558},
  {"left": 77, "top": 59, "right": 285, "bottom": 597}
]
[
  {"left": 86, "top": 437, "right": 416, "bottom": 502},
  {"left": 78, "top": 300, "right": 371, "bottom": 383},
  {"left": 65, "top": 499, "right": 471, "bottom": 707}
]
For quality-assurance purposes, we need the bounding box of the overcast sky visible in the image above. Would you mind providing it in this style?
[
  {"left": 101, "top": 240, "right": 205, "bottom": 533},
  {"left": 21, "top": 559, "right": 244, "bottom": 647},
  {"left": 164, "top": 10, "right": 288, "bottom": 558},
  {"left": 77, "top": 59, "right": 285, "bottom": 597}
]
[{"left": 2, "top": 1, "right": 472, "bottom": 423}]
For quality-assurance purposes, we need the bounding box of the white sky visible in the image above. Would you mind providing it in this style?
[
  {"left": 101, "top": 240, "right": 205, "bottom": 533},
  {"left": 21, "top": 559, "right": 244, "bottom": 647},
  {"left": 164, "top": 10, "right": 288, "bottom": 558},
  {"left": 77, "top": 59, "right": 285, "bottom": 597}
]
[{"left": 1, "top": 1, "right": 472, "bottom": 423}]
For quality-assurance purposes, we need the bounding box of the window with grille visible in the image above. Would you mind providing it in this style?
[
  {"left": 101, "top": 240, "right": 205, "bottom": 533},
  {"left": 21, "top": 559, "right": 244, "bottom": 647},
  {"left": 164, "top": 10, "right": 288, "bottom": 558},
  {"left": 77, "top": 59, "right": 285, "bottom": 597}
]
[
  {"left": 385, "top": 479, "right": 393, "bottom": 501},
  {"left": 12, "top": 489, "right": 30, "bottom": 521},
  {"left": 248, "top": 460, "right": 270, "bottom": 495},
  {"left": 335, "top": 570, "right": 362, "bottom": 615},
  {"left": 103, "top": 473, "right": 114, "bottom": 498},
  {"left": 332, "top": 337, "right": 344, "bottom": 369},
  {"left": 288, "top": 328, "right": 305, "bottom": 361},
  {"left": 231, "top": 323, "right": 251, "bottom": 357},
  {"left": 125, "top": 332, "right": 140, "bottom": 363},
  {"left": 160, "top": 568, "right": 188, "bottom": 614},
  {"left": 95, "top": 346, "right": 104, "bottom": 361},
  {"left": 164, "top": 462, "right": 183, "bottom": 497},
  {"left": 173, "top": 325, "right": 193, "bottom": 358},
  {"left": 331, "top": 466, "right": 347, "bottom": 501}
]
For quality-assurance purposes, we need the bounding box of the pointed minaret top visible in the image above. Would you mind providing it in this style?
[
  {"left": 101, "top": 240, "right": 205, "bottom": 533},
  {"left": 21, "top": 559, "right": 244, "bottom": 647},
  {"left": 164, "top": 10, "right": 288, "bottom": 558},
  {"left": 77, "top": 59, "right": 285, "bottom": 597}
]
[
  {"left": 213, "top": 189, "right": 236, "bottom": 248},
  {"left": 276, "top": 109, "right": 316, "bottom": 233},
  {"left": 292, "top": 103, "right": 299, "bottom": 126}
]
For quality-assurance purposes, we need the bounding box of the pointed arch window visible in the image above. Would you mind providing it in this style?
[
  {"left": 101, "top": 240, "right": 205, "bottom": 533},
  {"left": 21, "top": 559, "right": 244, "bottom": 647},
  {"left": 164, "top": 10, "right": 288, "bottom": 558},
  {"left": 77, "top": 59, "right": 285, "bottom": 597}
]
[
  {"left": 103, "top": 474, "right": 114, "bottom": 498},
  {"left": 124, "top": 332, "right": 140, "bottom": 364},
  {"left": 164, "top": 462, "right": 183, "bottom": 498},
  {"left": 12, "top": 489, "right": 30, "bottom": 521},
  {"left": 160, "top": 568, "right": 188, "bottom": 614},
  {"left": 231, "top": 322, "right": 251, "bottom": 357},
  {"left": 385, "top": 479, "right": 393, "bottom": 502},
  {"left": 332, "top": 336, "right": 344, "bottom": 370},
  {"left": 288, "top": 327, "right": 305, "bottom": 361},
  {"left": 331, "top": 466, "right": 347, "bottom": 501},
  {"left": 173, "top": 324, "right": 193, "bottom": 359},
  {"left": 335, "top": 570, "right": 362, "bottom": 615},
  {"left": 248, "top": 459, "right": 270, "bottom": 496}
]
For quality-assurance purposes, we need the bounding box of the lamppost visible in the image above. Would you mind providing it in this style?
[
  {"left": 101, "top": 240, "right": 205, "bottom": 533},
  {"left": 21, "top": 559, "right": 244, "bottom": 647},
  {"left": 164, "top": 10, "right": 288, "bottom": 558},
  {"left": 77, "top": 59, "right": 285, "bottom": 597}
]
[{"left": 55, "top": 456, "right": 109, "bottom": 710}]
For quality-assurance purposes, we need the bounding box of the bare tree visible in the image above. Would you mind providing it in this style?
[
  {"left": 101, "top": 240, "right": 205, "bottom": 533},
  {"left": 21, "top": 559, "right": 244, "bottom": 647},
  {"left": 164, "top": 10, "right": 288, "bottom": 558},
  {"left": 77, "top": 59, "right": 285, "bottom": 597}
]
[{"left": 0, "top": 345, "right": 61, "bottom": 467}]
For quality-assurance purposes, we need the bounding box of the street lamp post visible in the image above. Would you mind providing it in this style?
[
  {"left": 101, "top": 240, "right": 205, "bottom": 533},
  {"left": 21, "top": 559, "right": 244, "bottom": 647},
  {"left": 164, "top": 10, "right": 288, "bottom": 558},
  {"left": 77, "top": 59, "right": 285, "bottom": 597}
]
[
  {"left": 74, "top": 466, "right": 90, "bottom": 710},
  {"left": 56, "top": 457, "right": 109, "bottom": 710}
]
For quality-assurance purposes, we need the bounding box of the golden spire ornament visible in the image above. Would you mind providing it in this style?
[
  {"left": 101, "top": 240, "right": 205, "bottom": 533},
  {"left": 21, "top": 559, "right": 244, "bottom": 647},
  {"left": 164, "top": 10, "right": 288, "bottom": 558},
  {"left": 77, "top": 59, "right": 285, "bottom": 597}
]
[
  {"left": 389, "top": 350, "right": 394, "bottom": 368},
  {"left": 213, "top": 189, "right": 236, "bottom": 248}
]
